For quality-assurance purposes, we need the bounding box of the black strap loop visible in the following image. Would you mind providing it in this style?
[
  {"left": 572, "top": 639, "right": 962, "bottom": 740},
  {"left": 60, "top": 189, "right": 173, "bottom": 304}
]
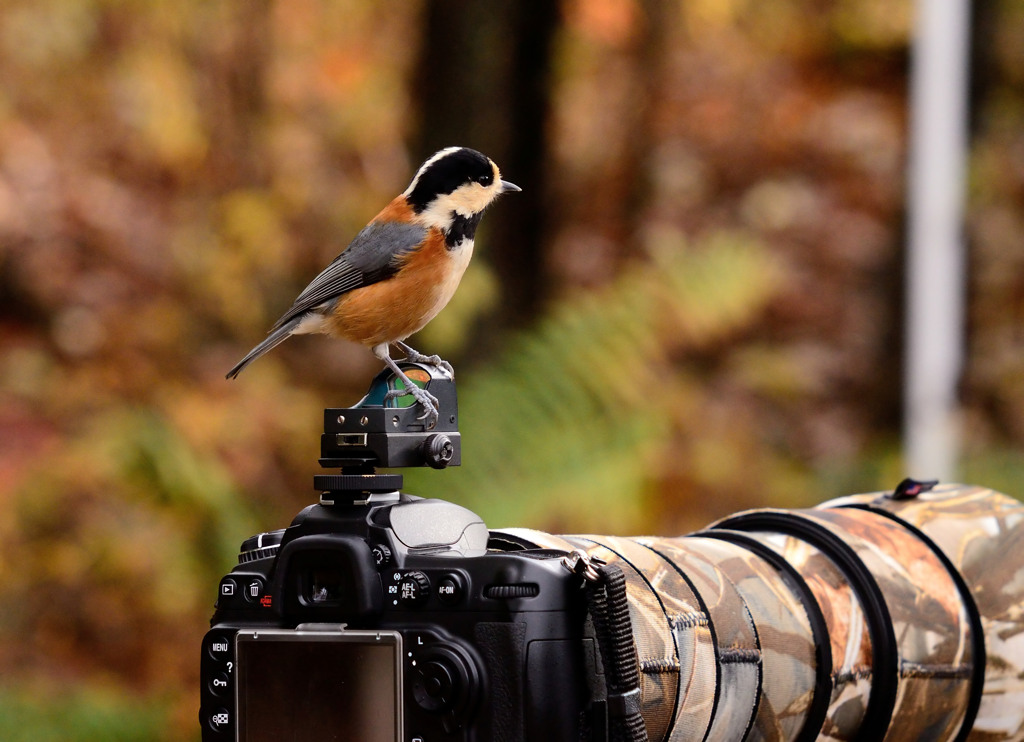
[{"left": 586, "top": 562, "right": 647, "bottom": 742}]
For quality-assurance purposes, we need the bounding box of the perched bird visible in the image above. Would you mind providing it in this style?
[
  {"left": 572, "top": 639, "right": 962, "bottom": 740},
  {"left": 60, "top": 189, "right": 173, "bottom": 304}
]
[{"left": 226, "top": 146, "right": 520, "bottom": 426}]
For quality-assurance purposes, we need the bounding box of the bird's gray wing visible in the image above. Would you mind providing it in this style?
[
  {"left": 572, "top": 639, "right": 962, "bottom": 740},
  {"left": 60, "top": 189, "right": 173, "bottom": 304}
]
[{"left": 271, "top": 220, "right": 427, "bottom": 330}]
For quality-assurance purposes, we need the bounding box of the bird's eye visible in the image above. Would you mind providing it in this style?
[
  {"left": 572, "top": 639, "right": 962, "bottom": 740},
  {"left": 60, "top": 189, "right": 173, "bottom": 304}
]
[{"left": 476, "top": 173, "right": 493, "bottom": 186}]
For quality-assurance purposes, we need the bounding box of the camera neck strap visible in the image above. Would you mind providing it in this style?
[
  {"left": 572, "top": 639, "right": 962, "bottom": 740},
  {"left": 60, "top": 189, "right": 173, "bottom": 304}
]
[{"left": 563, "top": 550, "right": 647, "bottom": 742}]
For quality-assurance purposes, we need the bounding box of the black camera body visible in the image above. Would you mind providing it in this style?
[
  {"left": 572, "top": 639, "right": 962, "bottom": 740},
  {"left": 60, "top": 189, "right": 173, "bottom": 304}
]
[{"left": 200, "top": 366, "right": 599, "bottom": 742}]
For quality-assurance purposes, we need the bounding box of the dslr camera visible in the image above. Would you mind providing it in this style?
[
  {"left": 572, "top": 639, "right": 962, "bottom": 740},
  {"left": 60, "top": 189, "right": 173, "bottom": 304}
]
[
  {"left": 201, "top": 366, "right": 597, "bottom": 742},
  {"left": 201, "top": 365, "right": 1024, "bottom": 742}
]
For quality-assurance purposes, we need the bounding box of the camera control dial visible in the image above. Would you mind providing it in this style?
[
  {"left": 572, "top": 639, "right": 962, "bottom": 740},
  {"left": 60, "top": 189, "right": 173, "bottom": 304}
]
[
  {"left": 371, "top": 543, "right": 393, "bottom": 566},
  {"left": 238, "top": 530, "right": 284, "bottom": 564}
]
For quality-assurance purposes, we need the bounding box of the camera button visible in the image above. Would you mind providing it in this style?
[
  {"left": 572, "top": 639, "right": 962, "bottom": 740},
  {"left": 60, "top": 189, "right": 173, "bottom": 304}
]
[
  {"left": 413, "top": 660, "right": 455, "bottom": 711},
  {"left": 242, "top": 576, "right": 265, "bottom": 603},
  {"left": 209, "top": 671, "right": 230, "bottom": 696},
  {"left": 205, "top": 633, "right": 232, "bottom": 660},
  {"left": 436, "top": 574, "right": 463, "bottom": 605},
  {"left": 398, "top": 571, "right": 431, "bottom": 607},
  {"left": 218, "top": 577, "right": 238, "bottom": 604},
  {"left": 207, "top": 707, "right": 231, "bottom": 732}
]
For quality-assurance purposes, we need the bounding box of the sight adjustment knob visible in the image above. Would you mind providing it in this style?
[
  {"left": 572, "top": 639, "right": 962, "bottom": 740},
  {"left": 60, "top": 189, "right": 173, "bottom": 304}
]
[{"left": 424, "top": 434, "right": 455, "bottom": 469}]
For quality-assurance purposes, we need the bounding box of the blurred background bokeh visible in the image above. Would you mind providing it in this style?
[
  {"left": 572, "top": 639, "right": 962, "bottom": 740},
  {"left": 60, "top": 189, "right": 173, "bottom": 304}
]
[{"left": 1, "top": 0, "right": 1023, "bottom": 738}]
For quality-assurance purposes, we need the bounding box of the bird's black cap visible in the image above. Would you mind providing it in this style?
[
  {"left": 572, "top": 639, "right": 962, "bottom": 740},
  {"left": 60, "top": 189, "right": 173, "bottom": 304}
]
[{"left": 405, "top": 147, "right": 496, "bottom": 213}]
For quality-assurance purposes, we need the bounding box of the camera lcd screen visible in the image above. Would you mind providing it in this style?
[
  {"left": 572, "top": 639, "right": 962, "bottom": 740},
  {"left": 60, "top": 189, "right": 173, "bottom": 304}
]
[{"left": 235, "top": 629, "right": 402, "bottom": 742}]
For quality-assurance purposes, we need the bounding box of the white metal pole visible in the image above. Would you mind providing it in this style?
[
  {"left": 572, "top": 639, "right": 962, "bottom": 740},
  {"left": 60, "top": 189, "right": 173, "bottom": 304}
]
[{"left": 904, "top": 0, "right": 971, "bottom": 480}]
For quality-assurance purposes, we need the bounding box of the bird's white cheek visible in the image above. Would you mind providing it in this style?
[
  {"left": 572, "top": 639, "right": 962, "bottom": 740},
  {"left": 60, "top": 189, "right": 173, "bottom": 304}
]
[
  {"left": 449, "top": 188, "right": 490, "bottom": 216},
  {"left": 419, "top": 184, "right": 499, "bottom": 224}
]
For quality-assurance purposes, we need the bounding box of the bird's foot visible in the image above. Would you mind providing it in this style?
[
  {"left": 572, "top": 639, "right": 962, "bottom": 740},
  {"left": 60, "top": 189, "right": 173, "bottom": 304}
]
[
  {"left": 396, "top": 342, "right": 454, "bottom": 379},
  {"left": 384, "top": 383, "right": 440, "bottom": 427}
]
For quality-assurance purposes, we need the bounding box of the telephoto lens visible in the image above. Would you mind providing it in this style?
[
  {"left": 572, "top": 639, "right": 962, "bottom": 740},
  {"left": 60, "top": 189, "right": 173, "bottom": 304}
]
[{"left": 493, "top": 482, "right": 1024, "bottom": 742}]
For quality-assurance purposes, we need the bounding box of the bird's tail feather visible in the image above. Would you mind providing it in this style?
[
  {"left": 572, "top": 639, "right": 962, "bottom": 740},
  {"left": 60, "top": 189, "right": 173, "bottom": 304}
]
[{"left": 225, "top": 318, "right": 301, "bottom": 379}]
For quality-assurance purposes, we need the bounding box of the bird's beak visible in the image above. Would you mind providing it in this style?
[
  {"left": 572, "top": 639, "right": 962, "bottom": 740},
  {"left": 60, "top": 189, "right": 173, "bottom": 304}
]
[{"left": 500, "top": 180, "right": 522, "bottom": 193}]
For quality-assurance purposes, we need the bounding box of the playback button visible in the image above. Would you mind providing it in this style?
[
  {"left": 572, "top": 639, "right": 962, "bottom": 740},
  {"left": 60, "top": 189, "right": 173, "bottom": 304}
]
[{"left": 217, "top": 577, "right": 244, "bottom": 608}]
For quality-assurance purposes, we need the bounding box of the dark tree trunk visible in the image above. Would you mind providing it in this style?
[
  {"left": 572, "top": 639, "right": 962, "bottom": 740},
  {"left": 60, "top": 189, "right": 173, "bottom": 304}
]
[{"left": 411, "top": 0, "right": 561, "bottom": 360}]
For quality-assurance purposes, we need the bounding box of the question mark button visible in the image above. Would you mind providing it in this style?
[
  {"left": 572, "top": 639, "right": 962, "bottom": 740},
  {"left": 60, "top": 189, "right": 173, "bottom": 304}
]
[{"left": 209, "top": 671, "right": 231, "bottom": 696}]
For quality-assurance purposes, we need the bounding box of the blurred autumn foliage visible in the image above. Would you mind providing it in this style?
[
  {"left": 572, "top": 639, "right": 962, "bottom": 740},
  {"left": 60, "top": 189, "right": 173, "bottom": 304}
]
[{"left": 1, "top": 0, "right": 1023, "bottom": 738}]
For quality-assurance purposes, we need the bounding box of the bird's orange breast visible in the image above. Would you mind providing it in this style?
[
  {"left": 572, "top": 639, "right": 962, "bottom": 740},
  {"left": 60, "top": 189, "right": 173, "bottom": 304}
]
[{"left": 326, "top": 227, "right": 470, "bottom": 347}]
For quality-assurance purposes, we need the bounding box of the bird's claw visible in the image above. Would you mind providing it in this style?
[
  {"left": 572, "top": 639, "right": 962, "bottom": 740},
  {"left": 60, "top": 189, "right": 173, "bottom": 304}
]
[
  {"left": 397, "top": 343, "right": 454, "bottom": 379},
  {"left": 422, "top": 356, "right": 455, "bottom": 379},
  {"left": 383, "top": 384, "right": 440, "bottom": 427}
]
